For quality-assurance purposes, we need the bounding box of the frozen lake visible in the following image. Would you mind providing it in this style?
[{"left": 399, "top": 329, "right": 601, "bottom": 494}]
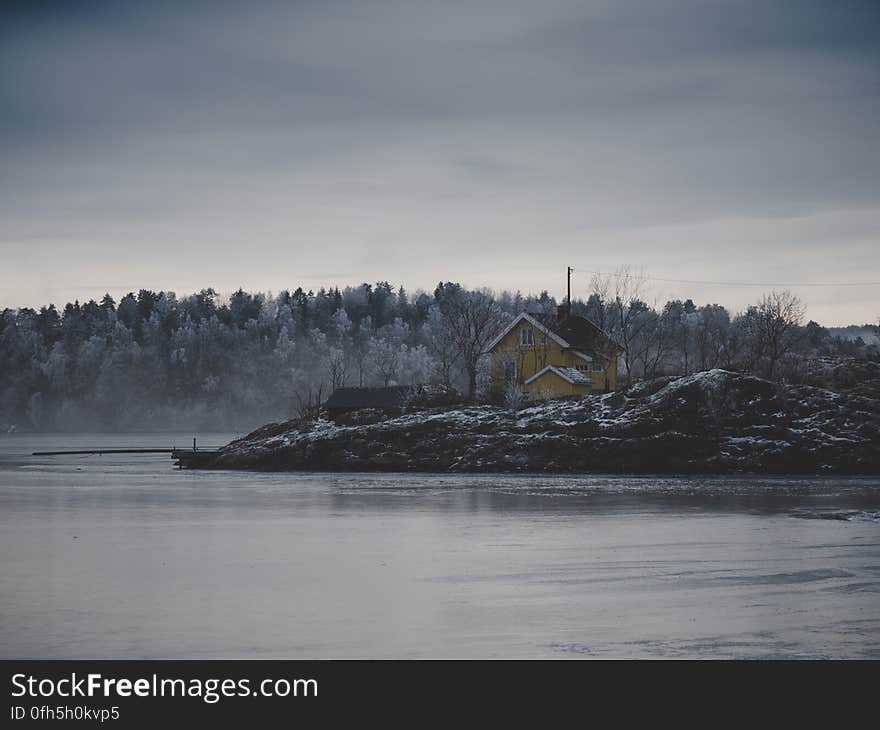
[{"left": 1, "top": 433, "right": 879, "bottom": 658}]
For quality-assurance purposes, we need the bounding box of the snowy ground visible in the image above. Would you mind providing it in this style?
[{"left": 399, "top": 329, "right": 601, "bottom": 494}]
[{"left": 215, "top": 369, "right": 880, "bottom": 474}]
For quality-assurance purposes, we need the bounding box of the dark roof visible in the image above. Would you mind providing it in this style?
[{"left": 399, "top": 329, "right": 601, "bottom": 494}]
[
  {"left": 527, "top": 312, "right": 622, "bottom": 354},
  {"left": 324, "top": 386, "right": 411, "bottom": 411}
]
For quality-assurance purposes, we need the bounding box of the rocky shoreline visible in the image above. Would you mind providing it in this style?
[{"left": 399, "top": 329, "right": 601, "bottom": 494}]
[{"left": 207, "top": 368, "right": 880, "bottom": 475}]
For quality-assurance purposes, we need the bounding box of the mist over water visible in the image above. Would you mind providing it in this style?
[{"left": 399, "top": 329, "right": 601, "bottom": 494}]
[{"left": 1, "top": 434, "right": 879, "bottom": 658}]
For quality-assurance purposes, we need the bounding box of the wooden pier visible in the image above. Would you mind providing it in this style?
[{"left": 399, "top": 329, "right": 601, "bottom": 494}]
[
  {"left": 33, "top": 448, "right": 173, "bottom": 456},
  {"left": 33, "top": 440, "right": 221, "bottom": 469}
]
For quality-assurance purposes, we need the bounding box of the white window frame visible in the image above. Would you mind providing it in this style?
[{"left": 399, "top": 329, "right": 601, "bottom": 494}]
[{"left": 520, "top": 328, "right": 533, "bottom": 346}]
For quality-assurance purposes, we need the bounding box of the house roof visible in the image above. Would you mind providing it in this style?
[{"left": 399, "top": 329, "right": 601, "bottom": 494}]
[
  {"left": 524, "top": 365, "right": 593, "bottom": 386},
  {"left": 532, "top": 312, "right": 620, "bottom": 353},
  {"left": 487, "top": 311, "right": 620, "bottom": 355},
  {"left": 324, "top": 386, "right": 411, "bottom": 411}
]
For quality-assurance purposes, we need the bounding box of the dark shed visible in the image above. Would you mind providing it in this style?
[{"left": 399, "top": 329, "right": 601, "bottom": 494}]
[{"left": 324, "top": 386, "right": 412, "bottom": 419}]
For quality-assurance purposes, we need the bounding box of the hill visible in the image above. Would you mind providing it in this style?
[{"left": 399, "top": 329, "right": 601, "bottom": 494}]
[{"left": 207, "top": 368, "right": 880, "bottom": 475}]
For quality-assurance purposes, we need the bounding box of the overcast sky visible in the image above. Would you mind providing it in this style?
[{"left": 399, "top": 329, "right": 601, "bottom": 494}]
[{"left": 1, "top": 0, "right": 878, "bottom": 325}]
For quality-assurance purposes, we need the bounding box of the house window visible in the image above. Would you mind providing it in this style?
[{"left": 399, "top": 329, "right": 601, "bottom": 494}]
[
  {"left": 504, "top": 361, "right": 516, "bottom": 384},
  {"left": 520, "top": 328, "right": 533, "bottom": 346},
  {"left": 591, "top": 364, "right": 603, "bottom": 372},
  {"left": 539, "top": 334, "right": 547, "bottom": 346}
]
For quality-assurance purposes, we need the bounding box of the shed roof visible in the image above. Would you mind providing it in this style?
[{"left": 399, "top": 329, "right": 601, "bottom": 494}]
[{"left": 324, "top": 386, "right": 411, "bottom": 411}]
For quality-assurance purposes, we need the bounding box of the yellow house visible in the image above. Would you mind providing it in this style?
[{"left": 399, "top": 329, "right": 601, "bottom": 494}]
[{"left": 487, "top": 306, "right": 621, "bottom": 400}]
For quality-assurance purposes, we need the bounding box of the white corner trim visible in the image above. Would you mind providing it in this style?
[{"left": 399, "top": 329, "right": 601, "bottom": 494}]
[
  {"left": 524, "top": 365, "right": 556, "bottom": 385},
  {"left": 524, "top": 365, "right": 585, "bottom": 386},
  {"left": 485, "top": 312, "right": 570, "bottom": 353}
]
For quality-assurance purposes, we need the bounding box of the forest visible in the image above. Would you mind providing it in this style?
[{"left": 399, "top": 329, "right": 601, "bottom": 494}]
[{"left": 1, "top": 270, "right": 877, "bottom": 432}]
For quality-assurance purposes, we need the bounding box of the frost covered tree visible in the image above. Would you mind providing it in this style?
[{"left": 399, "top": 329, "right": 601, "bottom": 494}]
[
  {"left": 368, "top": 338, "right": 401, "bottom": 387},
  {"left": 422, "top": 306, "right": 459, "bottom": 387},
  {"left": 350, "top": 315, "right": 372, "bottom": 387},
  {"left": 0, "top": 279, "right": 870, "bottom": 432}
]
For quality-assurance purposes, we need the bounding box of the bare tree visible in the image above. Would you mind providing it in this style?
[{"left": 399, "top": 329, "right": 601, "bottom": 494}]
[
  {"left": 436, "top": 284, "right": 507, "bottom": 402},
  {"left": 295, "top": 384, "right": 323, "bottom": 421},
  {"left": 635, "top": 306, "right": 665, "bottom": 378},
  {"left": 753, "top": 290, "right": 806, "bottom": 380},
  {"left": 733, "top": 290, "right": 806, "bottom": 379},
  {"left": 693, "top": 304, "right": 730, "bottom": 371},
  {"left": 592, "top": 267, "right": 650, "bottom": 387},
  {"left": 327, "top": 346, "right": 347, "bottom": 390},
  {"left": 586, "top": 274, "right": 611, "bottom": 331},
  {"left": 503, "top": 381, "right": 528, "bottom": 413}
]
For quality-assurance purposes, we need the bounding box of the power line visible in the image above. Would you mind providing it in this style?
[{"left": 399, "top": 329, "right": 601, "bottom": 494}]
[{"left": 570, "top": 268, "right": 880, "bottom": 288}]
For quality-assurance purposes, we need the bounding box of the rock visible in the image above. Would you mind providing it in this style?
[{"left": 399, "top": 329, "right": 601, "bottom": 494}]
[
  {"left": 332, "top": 408, "right": 388, "bottom": 426},
  {"left": 405, "top": 384, "right": 464, "bottom": 410},
  {"left": 208, "top": 369, "right": 880, "bottom": 475},
  {"left": 625, "top": 376, "right": 678, "bottom": 399}
]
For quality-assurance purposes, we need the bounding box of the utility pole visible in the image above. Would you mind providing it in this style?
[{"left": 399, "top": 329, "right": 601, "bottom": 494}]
[{"left": 566, "top": 266, "right": 572, "bottom": 313}]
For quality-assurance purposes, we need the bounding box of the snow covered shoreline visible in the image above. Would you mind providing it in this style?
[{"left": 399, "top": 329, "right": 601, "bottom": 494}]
[{"left": 207, "top": 369, "right": 880, "bottom": 475}]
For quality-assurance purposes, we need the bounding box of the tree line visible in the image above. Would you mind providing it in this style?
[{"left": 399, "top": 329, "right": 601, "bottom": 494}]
[{"left": 1, "top": 273, "right": 876, "bottom": 431}]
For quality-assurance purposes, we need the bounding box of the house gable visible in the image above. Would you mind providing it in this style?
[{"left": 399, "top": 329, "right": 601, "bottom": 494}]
[{"left": 486, "top": 312, "right": 570, "bottom": 353}]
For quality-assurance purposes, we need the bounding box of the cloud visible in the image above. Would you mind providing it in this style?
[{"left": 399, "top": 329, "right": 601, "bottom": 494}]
[{"left": 1, "top": 0, "right": 878, "bottom": 324}]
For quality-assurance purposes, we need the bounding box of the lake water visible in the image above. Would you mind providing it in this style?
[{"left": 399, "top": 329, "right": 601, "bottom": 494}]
[{"left": 1, "top": 433, "right": 879, "bottom": 659}]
